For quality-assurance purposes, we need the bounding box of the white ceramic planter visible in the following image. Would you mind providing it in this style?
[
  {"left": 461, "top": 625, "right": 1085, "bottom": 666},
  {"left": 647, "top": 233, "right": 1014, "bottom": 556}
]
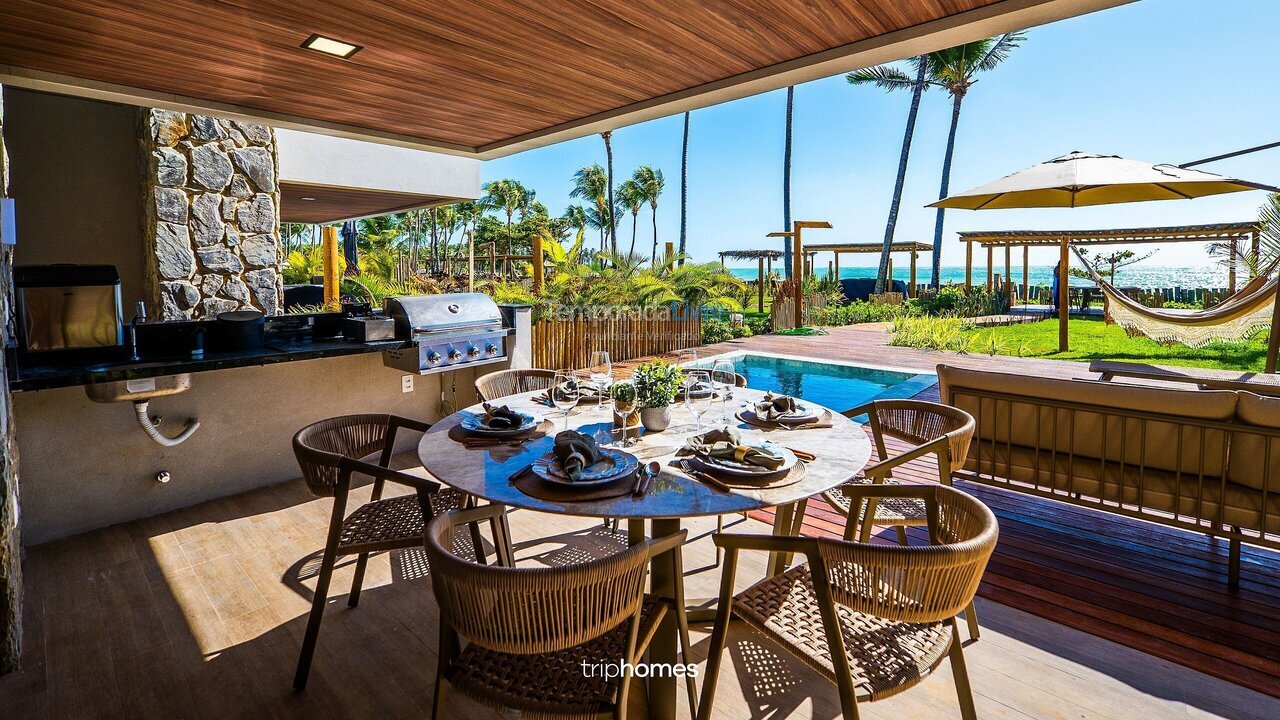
[{"left": 640, "top": 406, "right": 672, "bottom": 432}]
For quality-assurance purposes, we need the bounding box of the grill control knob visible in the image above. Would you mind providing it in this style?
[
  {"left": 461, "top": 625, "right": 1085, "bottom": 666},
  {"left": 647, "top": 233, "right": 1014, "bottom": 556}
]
[
  {"left": 466, "top": 345, "right": 482, "bottom": 359},
  {"left": 426, "top": 350, "right": 441, "bottom": 365},
  {"left": 484, "top": 344, "right": 499, "bottom": 356},
  {"left": 447, "top": 348, "right": 462, "bottom": 362}
]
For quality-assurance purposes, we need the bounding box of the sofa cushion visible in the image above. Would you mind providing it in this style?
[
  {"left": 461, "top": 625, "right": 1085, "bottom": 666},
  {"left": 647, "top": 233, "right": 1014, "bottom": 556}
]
[
  {"left": 938, "top": 365, "right": 1237, "bottom": 478},
  {"left": 1228, "top": 392, "right": 1280, "bottom": 493}
]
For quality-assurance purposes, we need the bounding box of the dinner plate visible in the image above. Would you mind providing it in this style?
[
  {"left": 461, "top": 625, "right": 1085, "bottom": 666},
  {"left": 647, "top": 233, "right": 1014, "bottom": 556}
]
[
  {"left": 739, "top": 405, "right": 819, "bottom": 426},
  {"left": 688, "top": 444, "right": 797, "bottom": 477},
  {"left": 531, "top": 448, "right": 640, "bottom": 487},
  {"left": 460, "top": 411, "right": 542, "bottom": 436}
]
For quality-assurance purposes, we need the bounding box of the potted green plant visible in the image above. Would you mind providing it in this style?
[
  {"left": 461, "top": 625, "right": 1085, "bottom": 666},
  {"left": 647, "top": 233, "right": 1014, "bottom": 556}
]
[{"left": 632, "top": 360, "right": 685, "bottom": 432}]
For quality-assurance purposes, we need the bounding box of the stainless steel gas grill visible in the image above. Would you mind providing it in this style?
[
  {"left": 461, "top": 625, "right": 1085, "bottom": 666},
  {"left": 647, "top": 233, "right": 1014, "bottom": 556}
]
[{"left": 381, "top": 293, "right": 512, "bottom": 375}]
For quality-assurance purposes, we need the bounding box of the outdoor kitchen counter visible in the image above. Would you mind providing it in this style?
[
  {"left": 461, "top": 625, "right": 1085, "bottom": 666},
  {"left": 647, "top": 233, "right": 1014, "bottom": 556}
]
[{"left": 9, "top": 336, "right": 412, "bottom": 392}]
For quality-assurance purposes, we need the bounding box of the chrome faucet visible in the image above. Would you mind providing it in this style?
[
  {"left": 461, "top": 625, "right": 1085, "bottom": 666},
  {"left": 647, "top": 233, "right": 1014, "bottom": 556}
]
[{"left": 129, "top": 301, "right": 147, "bottom": 361}]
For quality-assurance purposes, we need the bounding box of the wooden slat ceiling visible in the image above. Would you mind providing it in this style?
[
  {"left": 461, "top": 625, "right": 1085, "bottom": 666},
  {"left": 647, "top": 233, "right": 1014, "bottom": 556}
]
[
  {"left": 279, "top": 182, "right": 460, "bottom": 224},
  {"left": 0, "top": 0, "right": 1120, "bottom": 157}
]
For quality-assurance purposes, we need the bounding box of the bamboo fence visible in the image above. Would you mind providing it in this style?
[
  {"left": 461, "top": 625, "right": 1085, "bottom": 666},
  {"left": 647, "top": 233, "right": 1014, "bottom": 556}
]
[{"left": 532, "top": 307, "right": 702, "bottom": 370}]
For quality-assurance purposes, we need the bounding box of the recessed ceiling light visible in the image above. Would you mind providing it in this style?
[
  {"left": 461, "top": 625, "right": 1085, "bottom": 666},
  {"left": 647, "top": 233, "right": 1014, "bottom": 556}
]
[
  {"left": 301, "top": 34, "right": 362, "bottom": 59},
  {"left": 300, "top": 197, "right": 317, "bottom": 201}
]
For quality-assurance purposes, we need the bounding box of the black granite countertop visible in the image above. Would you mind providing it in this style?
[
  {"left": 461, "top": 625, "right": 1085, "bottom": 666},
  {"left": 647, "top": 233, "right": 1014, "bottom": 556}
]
[{"left": 11, "top": 336, "right": 412, "bottom": 392}]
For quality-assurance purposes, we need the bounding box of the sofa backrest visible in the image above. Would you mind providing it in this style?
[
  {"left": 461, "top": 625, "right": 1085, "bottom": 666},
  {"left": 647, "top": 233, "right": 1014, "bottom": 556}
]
[
  {"left": 937, "top": 365, "right": 1237, "bottom": 479},
  {"left": 1228, "top": 392, "right": 1280, "bottom": 493}
]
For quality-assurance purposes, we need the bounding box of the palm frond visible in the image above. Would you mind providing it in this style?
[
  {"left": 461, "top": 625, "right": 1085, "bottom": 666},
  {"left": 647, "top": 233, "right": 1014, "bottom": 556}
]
[
  {"left": 846, "top": 64, "right": 923, "bottom": 92},
  {"left": 976, "top": 31, "right": 1026, "bottom": 72}
]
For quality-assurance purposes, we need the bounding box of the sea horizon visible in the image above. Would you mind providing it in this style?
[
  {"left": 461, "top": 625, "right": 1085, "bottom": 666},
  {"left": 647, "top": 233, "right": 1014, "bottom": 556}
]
[{"left": 727, "top": 264, "right": 1236, "bottom": 289}]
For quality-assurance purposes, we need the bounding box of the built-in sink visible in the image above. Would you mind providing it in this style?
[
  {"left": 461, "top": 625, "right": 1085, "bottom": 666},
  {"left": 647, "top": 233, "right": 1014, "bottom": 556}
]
[{"left": 84, "top": 372, "right": 193, "bottom": 403}]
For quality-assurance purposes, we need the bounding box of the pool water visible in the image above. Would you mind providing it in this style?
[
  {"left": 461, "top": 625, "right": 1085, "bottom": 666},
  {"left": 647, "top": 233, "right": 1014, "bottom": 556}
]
[{"left": 706, "top": 353, "right": 936, "bottom": 413}]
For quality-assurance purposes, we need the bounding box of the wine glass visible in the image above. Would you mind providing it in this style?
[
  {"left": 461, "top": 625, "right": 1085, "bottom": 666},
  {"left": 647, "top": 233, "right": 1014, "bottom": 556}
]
[
  {"left": 674, "top": 348, "right": 698, "bottom": 369},
  {"left": 551, "top": 369, "right": 581, "bottom": 430},
  {"left": 685, "top": 370, "right": 714, "bottom": 432},
  {"left": 588, "top": 351, "right": 613, "bottom": 408},
  {"left": 712, "top": 359, "right": 737, "bottom": 422}
]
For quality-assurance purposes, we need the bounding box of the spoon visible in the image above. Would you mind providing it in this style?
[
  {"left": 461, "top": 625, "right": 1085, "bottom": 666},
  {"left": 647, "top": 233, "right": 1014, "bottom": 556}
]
[{"left": 634, "top": 461, "right": 661, "bottom": 497}]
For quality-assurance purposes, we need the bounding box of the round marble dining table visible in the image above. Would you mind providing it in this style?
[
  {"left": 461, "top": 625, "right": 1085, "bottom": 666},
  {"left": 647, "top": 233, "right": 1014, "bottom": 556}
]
[{"left": 417, "top": 387, "right": 872, "bottom": 720}]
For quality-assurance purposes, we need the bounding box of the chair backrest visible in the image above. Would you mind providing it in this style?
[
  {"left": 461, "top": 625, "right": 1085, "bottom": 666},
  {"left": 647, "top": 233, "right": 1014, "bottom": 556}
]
[
  {"left": 816, "top": 485, "right": 997, "bottom": 624},
  {"left": 425, "top": 510, "right": 652, "bottom": 654},
  {"left": 293, "top": 414, "right": 392, "bottom": 497},
  {"left": 709, "top": 369, "right": 748, "bottom": 387},
  {"left": 475, "top": 368, "right": 558, "bottom": 402},
  {"left": 871, "top": 399, "right": 976, "bottom": 473}
]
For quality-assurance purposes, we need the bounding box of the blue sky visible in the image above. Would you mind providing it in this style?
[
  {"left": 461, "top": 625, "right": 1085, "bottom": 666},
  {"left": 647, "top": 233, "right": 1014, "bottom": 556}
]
[{"left": 483, "top": 0, "right": 1279, "bottom": 270}]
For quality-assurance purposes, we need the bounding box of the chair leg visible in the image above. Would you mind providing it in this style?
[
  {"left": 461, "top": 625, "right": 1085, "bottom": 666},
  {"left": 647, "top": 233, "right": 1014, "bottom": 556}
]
[
  {"left": 964, "top": 600, "right": 981, "bottom": 641},
  {"left": 893, "top": 526, "right": 909, "bottom": 546},
  {"left": 347, "top": 552, "right": 370, "bottom": 608},
  {"left": 715, "top": 514, "right": 724, "bottom": 565},
  {"left": 1228, "top": 535, "right": 1241, "bottom": 588},
  {"left": 294, "top": 543, "right": 339, "bottom": 690},
  {"left": 948, "top": 617, "right": 978, "bottom": 720},
  {"left": 695, "top": 551, "right": 739, "bottom": 720},
  {"left": 431, "top": 678, "right": 448, "bottom": 720}
]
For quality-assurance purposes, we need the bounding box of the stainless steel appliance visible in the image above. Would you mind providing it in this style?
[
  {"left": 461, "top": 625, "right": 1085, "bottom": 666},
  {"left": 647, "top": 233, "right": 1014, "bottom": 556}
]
[
  {"left": 14, "top": 264, "right": 123, "bottom": 355},
  {"left": 381, "top": 293, "right": 511, "bottom": 375}
]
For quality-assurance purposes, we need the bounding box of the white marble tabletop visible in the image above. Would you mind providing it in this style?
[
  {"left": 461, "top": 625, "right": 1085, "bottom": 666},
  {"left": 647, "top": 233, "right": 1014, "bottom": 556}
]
[{"left": 417, "top": 388, "right": 872, "bottom": 520}]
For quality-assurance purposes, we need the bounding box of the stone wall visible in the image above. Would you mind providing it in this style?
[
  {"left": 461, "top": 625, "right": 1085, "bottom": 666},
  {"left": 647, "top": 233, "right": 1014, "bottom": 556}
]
[
  {"left": 142, "top": 110, "right": 283, "bottom": 319},
  {"left": 0, "top": 85, "right": 23, "bottom": 674}
]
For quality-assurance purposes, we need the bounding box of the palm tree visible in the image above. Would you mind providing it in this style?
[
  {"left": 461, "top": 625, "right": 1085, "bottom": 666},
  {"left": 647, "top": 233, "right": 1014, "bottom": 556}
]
[
  {"left": 481, "top": 179, "right": 529, "bottom": 257},
  {"left": 782, "top": 86, "right": 794, "bottom": 279},
  {"left": 918, "top": 33, "right": 1025, "bottom": 288},
  {"left": 562, "top": 204, "right": 590, "bottom": 244},
  {"left": 848, "top": 57, "right": 928, "bottom": 293},
  {"left": 679, "top": 112, "right": 690, "bottom": 266},
  {"left": 602, "top": 131, "right": 618, "bottom": 254},
  {"left": 617, "top": 178, "right": 644, "bottom": 258},
  {"left": 633, "top": 165, "right": 665, "bottom": 264},
  {"left": 570, "top": 164, "right": 611, "bottom": 252}
]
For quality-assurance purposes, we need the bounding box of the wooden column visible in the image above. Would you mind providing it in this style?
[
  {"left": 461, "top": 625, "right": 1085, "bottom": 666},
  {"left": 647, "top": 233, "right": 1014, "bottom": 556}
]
[
  {"left": 1252, "top": 230, "right": 1262, "bottom": 279},
  {"left": 827, "top": 260, "right": 833, "bottom": 280},
  {"left": 531, "top": 231, "right": 544, "bottom": 295},
  {"left": 965, "top": 241, "right": 973, "bottom": 292},
  {"left": 766, "top": 256, "right": 772, "bottom": 277},
  {"left": 321, "top": 225, "right": 340, "bottom": 308},
  {"left": 887, "top": 258, "right": 894, "bottom": 291},
  {"left": 986, "top": 245, "right": 994, "bottom": 291},
  {"left": 757, "top": 257, "right": 765, "bottom": 312},
  {"left": 909, "top": 251, "right": 918, "bottom": 298},
  {"left": 488, "top": 243, "right": 496, "bottom": 281},
  {"left": 467, "top": 230, "right": 475, "bottom": 291},
  {"left": 1004, "top": 244, "right": 1012, "bottom": 294},
  {"left": 665, "top": 242, "right": 674, "bottom": 263},
  {"left": 792, "top": 230, "right": 804, "bottom": 329},
  {"left": 1059, "top": 238, "right": 1070, "bottom": 352},
  {"left": 720, "top": 254, "right": 725, "bottom": 269},
  {"left": 1022, "top": 246, "right": 1030, "bottom": 305},
  {"left": 1229, "top": 240, "right": 1238, "bottom": 294},
  {"left": 833, "top": 252, "right": 840, "bottom": 282}
]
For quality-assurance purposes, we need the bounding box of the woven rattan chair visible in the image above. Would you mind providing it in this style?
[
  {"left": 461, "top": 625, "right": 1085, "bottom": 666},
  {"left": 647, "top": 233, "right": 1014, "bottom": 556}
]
[
  {"left": 822, "top": 400, "right": 979, "bottom": 638},
  {"left": 697, "top": 484, "right": 998, "bottom": 720},
  {"left": 475, "top": 368, "right": 558, "bottom": 402},
  {"left": 426, "top": 505, "right": 698, "bottom": 720},
  {"left": 292, "top": 413, "right": 468, "bottom": 690}
]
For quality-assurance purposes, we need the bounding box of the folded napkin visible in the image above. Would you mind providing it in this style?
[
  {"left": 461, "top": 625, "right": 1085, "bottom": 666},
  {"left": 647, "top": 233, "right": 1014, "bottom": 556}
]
[
  {"left": 754, "top": 392, "right": 800, "bottom": 421},
  {"left": 682, "top": 428, "right": 784, "bottom": 471},
  {"left": 481, "top": 403, "right": 526, "bottom": 430},
  {"left": 536, "top": 382, "right": 600, "bottom": 405},
  {"left": 553, "top": 430, "right": 604, "bottom": 481}
]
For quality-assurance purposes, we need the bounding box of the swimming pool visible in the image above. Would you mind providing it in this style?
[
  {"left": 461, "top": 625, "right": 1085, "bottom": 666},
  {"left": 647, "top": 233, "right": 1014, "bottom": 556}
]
[{"left": 697, "top": 352, "right": 936, "bottom": 413}]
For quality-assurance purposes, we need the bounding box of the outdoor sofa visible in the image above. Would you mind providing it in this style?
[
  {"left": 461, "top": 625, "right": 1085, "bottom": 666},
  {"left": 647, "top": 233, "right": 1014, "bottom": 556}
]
[{"left": 937, "top": 364, "right": 1280, "bottom": 585}]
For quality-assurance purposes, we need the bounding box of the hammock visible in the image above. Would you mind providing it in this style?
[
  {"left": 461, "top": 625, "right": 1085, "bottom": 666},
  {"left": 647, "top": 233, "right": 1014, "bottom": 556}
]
[{"left": 1071, "top": 247, "right": 1280, "bottom": 347}]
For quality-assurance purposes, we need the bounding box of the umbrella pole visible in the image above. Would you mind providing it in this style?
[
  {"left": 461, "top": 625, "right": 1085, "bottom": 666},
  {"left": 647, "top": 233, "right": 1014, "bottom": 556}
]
[{"left": 1058, "top": 238, "right": 1070, "bottom": 352}]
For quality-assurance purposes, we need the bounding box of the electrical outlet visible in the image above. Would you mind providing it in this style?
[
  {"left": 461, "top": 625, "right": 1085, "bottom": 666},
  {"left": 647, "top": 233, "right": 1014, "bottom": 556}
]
[{"left": 401, "top": 375, "right": 414, "bottom": 393}]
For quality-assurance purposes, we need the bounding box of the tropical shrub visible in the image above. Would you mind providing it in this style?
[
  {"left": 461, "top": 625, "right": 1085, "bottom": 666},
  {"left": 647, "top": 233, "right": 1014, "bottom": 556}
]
[
  {"left": 912, "top": 285, "right": 1009, "bottom": 317},
  {"left": 701, "top": 317, "right": 752, "bottom": 344},
  {"left": 811, "top": 300, "right": 909, "bottom": 326},
  {"left": 888, "top": 315, "right": 973, "bottom": 352},
  {"left": 746, "top": 316, "right": 772, "bottom": 336}
]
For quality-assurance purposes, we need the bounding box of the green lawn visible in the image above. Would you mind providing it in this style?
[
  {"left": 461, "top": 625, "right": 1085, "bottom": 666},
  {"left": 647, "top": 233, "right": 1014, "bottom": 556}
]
[{"left": 959, "top": 317, "right": 1270, "bottom": 372}]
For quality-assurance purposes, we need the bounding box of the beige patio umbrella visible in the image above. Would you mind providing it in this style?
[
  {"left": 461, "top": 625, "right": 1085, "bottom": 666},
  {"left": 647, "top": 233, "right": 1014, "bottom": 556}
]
[{"left": 929, "top": 151, "right": 1278, "bottom": 209}]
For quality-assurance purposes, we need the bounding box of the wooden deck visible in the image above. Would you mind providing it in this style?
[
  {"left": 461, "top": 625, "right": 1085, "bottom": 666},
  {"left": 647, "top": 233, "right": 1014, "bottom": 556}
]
[
  {"left": 709, "top": 326, "right": 1280, "bottom": 701},
  {"left": 1, "top": 467, "right": 1277, "bottom": 720}
]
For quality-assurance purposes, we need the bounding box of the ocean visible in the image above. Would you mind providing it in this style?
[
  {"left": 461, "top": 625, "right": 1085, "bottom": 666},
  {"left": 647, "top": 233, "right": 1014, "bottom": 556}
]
[{"left": 728, "top": 264, "right": 1234, "bottom": 289}]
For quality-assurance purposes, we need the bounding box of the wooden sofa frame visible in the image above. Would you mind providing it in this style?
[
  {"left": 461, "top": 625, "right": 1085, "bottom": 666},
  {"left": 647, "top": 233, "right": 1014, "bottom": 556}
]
[{"left": 942, "top": 379, "right": 1280, "bottom": 587}]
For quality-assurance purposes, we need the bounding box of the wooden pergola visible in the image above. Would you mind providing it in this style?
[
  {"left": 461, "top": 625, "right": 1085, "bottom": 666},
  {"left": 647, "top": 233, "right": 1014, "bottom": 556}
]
[
  {"left": 958, "top": 222, "right": 1261, "bottom": 351},
  {"left": 804, "top": 241, "right": 934, "bottom": 298},
  {"left": 718, "top": 250, "right": 783, "bottom": 312}
]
